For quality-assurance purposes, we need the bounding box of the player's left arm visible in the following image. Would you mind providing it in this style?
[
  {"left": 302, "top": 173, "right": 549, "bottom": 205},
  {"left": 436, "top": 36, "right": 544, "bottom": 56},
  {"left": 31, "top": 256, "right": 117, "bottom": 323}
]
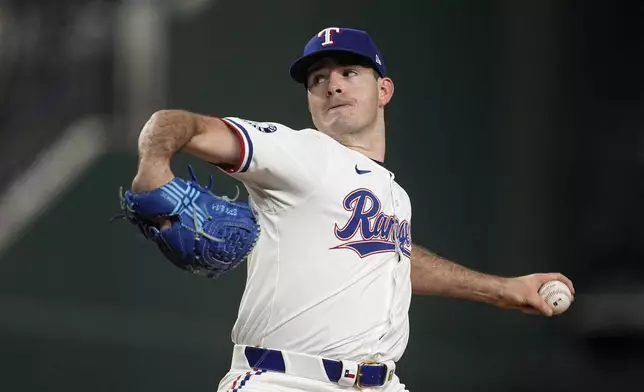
[{"left": 409, "top": 243, "right": 575, "bottom": 316}]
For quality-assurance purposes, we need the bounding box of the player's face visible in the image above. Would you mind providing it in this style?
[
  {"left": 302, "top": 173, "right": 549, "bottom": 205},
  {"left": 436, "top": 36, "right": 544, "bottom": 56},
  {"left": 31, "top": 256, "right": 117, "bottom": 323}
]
[{"left": 306, "top": 57, "right": 393, "bottom": 136}]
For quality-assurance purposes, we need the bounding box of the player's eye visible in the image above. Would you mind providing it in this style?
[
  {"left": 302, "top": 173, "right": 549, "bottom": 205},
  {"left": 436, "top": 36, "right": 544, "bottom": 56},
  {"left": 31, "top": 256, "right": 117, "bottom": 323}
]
[
  {"left": 309, "top": 74, "right": 326, "bottom": 86},
  {"left": 343, "top": 68, "right": 358, "bottom": 77}
]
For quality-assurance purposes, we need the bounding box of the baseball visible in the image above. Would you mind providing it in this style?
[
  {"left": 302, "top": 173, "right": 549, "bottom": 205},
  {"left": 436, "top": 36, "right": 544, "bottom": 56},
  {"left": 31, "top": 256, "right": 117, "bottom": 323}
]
[{"left": 538, "top": 280, "right": 573, "bottom": 315}]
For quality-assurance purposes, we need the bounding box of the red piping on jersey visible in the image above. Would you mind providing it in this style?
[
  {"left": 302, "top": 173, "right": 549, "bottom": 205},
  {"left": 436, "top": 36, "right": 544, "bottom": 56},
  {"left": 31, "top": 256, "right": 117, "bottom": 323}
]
[{"left": 220, "top": 117, "right": 246, "bottom": 173}]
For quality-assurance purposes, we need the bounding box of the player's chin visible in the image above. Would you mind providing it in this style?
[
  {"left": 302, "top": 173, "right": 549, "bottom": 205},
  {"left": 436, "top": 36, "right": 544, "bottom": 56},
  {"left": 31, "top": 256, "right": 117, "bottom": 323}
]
[
  {"left": 324, "top": 108, "right": 353, "bottom": 121},
  {"left": 324, "top": 118, "right": 359, "bottom": 134}
]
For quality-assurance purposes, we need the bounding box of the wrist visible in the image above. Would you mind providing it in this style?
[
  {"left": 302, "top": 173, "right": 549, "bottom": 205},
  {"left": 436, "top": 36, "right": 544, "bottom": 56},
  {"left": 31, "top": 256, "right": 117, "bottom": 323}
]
[
  {"left": 489, "top": 277, "right": 526, "bottom": 309},
  {"left": 491, "top": 277, "right": 512, "bottom": 303},
  {"left": 472, "top": 275, "right": 508, "bottom": 306},
  {"left": 132, "top": 158, "right": 174, "bottom": 192}
]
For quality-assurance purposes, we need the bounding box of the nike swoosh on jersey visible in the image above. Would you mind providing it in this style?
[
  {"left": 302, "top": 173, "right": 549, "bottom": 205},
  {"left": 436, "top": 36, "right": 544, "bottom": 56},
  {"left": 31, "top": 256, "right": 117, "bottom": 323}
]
[{"left": 355, "top": 165, "right": 371, "bottom": 175}]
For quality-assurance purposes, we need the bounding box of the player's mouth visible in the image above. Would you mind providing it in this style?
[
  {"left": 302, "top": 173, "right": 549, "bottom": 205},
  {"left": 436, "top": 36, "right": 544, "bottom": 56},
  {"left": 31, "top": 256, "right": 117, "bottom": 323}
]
[{"left": 326, "top": 102, "right": 352, "bottom": 112}]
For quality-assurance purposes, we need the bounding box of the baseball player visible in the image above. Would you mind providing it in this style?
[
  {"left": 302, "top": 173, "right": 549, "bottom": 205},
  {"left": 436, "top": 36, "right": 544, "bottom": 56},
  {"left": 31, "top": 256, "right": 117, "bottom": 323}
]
[{"left": 127, "top": 27, "right": 575, "bottom": 391}]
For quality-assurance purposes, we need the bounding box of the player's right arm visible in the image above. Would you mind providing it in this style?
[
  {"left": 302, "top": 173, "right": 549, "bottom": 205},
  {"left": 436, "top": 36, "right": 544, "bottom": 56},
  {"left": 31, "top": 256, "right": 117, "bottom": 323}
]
[
  {"left": 131, "top": 109, "right": 240, "bottom": 192},
  {"left": 133, "top": 110, "right": 331, "bottom": 211}
]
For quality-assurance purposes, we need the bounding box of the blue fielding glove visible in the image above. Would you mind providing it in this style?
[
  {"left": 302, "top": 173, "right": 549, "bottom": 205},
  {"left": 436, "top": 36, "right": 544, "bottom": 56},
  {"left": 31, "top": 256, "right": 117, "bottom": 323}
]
[{"left": 117, "top": 166, "right": 260, "bottom": 279}]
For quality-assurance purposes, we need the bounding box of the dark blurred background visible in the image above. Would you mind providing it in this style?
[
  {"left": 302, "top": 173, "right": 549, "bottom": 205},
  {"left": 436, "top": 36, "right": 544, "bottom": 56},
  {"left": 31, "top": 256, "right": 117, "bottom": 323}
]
[{"left": 0, "top": 1, "right": 642, "bottom": 391}]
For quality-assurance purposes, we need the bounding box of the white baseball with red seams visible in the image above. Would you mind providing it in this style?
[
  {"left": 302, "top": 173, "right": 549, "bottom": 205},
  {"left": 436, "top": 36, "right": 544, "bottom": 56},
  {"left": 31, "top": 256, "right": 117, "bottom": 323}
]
[{"left": 538, "top": 280, "right": 572, "bottom": 315}]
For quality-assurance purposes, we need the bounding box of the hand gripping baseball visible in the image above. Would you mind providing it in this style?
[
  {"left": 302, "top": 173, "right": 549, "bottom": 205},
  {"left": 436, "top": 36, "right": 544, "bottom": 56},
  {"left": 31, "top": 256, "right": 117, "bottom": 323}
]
[{"left": 115, "top": 165, "right": 261, "bottom": 278}]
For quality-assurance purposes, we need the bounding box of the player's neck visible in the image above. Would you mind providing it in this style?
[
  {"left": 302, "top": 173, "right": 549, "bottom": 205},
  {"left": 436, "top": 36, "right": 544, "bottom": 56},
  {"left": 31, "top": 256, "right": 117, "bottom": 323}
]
[
  {"left": 345, "top": 137, "right": 385, "bottom": 162},
  {"left": 335, "top": 121, "right": 386, "bottom": 162}
]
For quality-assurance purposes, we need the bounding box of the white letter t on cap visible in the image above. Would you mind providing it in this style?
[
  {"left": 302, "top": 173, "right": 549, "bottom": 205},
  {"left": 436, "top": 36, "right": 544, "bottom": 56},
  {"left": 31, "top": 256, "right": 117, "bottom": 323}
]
[{"left": 318, "top": 27, "right": 341, "bottom": 46}]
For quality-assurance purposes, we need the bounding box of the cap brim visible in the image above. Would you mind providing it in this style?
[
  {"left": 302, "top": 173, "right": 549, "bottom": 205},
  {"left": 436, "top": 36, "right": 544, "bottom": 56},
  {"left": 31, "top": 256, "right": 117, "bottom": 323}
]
[{"left": 289, "top": 48, "right": 382, "bottom": 84}]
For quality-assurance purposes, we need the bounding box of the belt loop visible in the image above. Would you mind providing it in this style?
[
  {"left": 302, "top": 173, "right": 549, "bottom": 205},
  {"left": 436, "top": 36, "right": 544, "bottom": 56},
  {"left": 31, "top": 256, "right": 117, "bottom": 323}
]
[
  {"left": 338, "top": 360, "right": 359, "bottom": 387},
  {"left": 383, "top": 360, "right": 396, "bottom": 383}
]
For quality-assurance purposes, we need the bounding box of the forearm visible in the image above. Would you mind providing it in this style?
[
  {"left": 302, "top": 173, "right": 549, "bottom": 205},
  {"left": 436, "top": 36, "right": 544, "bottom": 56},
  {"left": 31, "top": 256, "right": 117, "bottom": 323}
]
[
  {"left": 410, "top": 244, "right": 506, "bottom": 304},
  {"left": 137, "top": 110, "right": 199, "bottom": 162},
  {"left": 132, "top": 110, "right": 198, "bottom": 192}
]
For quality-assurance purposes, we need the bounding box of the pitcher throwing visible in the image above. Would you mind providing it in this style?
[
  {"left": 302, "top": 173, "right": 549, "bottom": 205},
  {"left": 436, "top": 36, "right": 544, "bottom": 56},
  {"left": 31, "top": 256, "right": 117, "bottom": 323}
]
[{"left": 122, "top": 27, "right": 575, "bottom": 391}]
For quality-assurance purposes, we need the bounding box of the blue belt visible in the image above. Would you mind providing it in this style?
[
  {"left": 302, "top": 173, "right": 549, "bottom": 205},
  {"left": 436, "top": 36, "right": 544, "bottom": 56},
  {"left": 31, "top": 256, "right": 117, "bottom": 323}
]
[{"left": 244, "top": 346, "right": 391, "bottom": 388}]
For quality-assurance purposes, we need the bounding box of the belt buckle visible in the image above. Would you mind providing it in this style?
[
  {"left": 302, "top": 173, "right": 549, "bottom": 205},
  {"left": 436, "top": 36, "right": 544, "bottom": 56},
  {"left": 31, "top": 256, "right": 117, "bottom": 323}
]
[{"left": 355, "top": 360, "right": 379, "bottom": 390}]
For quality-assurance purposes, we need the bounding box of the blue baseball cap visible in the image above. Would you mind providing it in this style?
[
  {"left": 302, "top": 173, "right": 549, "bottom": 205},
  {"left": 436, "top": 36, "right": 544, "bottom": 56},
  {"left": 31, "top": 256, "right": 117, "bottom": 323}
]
[{"left": 289, "top": 27, "right": 386, "bottom": 84}]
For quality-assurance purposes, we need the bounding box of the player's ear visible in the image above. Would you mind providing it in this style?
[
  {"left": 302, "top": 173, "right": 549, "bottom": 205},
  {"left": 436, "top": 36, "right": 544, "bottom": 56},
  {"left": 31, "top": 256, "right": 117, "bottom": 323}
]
[{"left": 378, "top": 77, "right": 394, "bottom": 107}]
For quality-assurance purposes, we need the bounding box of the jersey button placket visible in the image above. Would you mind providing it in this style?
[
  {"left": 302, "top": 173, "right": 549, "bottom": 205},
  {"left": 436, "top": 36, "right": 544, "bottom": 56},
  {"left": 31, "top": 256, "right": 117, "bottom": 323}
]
[{"left": 388, "top": 173, "right": 403, "bottom": 260}]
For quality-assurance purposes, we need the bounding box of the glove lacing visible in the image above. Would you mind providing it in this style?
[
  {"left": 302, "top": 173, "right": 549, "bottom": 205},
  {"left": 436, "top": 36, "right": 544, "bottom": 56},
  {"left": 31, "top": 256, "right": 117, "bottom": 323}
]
[{"left": 186, "top": 164, "right": 243, "bottom": 244}]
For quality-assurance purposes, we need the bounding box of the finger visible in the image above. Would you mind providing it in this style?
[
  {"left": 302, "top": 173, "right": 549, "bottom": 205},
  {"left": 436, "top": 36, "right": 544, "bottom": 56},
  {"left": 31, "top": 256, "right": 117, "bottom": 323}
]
[
  {"left": 155, "top": 217, "right": 175, "bottom": 231},
  {"left": 528, "top": 294, "right": 553, "bottom": 317},
  {"left": 507, "top": 299, "right": 551, "bottom": 316},
  {"left": 510, "top": 304, "right": 548, "bottom": 316},
  {"left": 543, "top": 273, "right": 575, "bottom": 296},
  {"left": 521, "top": 308, "right": 542, "bottom": 316},
  {"left": 159, "top": 218, "right": 172, "bottom": 230},
  {"left": 558, "top": 274, "right": 575, "bottom": 296}
]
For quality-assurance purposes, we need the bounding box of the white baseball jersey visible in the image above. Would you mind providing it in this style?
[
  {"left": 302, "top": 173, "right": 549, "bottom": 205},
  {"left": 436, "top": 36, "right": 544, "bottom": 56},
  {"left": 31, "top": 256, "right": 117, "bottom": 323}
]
[{"left": 219, "top": 117, "right": 413, "bottom": 363}]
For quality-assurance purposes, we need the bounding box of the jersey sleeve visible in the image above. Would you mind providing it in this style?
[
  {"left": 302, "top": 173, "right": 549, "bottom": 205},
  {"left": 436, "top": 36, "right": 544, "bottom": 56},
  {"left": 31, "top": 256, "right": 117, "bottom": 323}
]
[{"left": 217, "top": 117, "right": 331, "bottom": 209}]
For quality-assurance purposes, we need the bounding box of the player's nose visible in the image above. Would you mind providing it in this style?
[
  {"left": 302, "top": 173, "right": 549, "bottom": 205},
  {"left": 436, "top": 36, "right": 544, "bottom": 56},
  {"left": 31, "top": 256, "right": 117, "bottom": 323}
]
[
  {"left": 326, "top": 72, "right": 344, "bottom": 96},
  {"left": 326, "top": 86, "right": 343, "bottom": 97}
]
